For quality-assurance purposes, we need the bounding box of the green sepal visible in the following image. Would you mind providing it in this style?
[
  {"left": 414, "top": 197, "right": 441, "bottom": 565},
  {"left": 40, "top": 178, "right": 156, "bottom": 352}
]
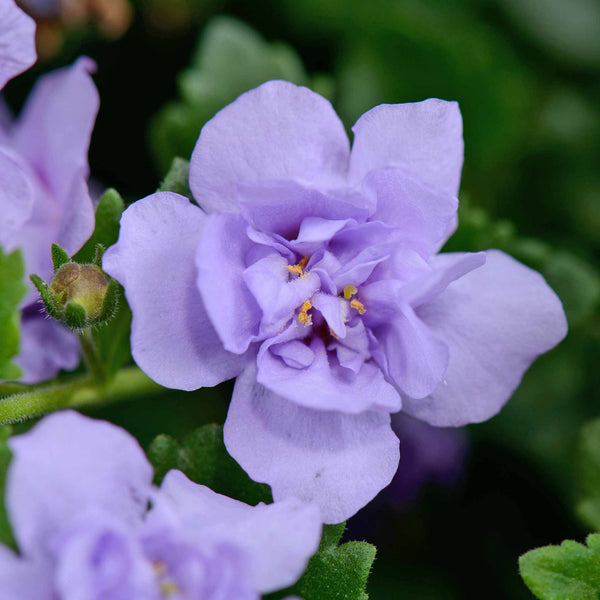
[
  {"left": 51, "top": 243, "right": 71, "bottom": 273},
  {"left": 0, "top": 247, "right": 26, "bottom": 380},
  {"left": 148, "top": 424, "right": 271, "bottom": 506},
  {"left": 159, "top": 157, "right": 191, "bottom": 199},
  {"left": 96, "top": 278, "right": 119, "bottom": 325},
  {"left": 64, "top": 302, "right": 88, "bottom": 329},
  {"left": 267, "top": 521, "right": 377, "bottom": 600},
  {"left": 519, "top": 533, "right": 600, "bottom": 599},
  {"left": 73, "top": 188, "right": 125, "bottom": 264},
  {"left": 29, "top": 274, "right": 60, "bottom": 320},
  {"left": 93, "top": 244, "right": 106, "bottom": 267}
]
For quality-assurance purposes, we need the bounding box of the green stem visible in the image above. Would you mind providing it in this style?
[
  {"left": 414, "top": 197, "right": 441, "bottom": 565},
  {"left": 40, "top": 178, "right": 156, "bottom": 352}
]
[
  {"left": 0, "top": 366, "right": 163, "bottom": 425},
  {"left": 78, "top": 328, "right": 106, "bottom": 385}
]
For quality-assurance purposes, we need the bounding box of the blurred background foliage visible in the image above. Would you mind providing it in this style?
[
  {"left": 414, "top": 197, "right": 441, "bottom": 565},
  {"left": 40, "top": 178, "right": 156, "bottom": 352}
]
[{"left": 8, "top": 0, "right": 600, "bottom": 597}]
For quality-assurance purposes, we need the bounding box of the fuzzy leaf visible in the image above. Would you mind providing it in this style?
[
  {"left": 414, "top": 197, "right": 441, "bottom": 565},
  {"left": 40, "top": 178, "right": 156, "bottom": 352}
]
[
  {"left": 147, "top": 424, "right": 271, "bottom": 506},
  {"left": 268, "top": 527, "right": 376, "bottom": 600},
  {"left": 150, "top": 16, "right": 311, "bottom": 173},
  {"left": 519, "top": 534, "right": 600, "bottom": 600},
  {"left": 0, "top": 247, "right": 26, "bottom": 381},
  {"left": 159, "top": 157, "right": 191, "bottom": 199},
  {"left": 73, "top": 189, "right": 125, "bottom": 264}
]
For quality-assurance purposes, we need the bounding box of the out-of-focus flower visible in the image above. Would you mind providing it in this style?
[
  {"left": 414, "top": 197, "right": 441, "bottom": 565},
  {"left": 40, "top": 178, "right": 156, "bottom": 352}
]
[
  {"left": 18, "top": 0, "right": 132, "bottom": 60},
  {"left": 104, "top": 81, "right": 567, "bottom": 523},
  {"left": 388, "top": 414, "right": 467, "bottom": 506},
  {"left": 0, "top": 410, "right": 321, "bottom": 599},
  {"left": 0, "top": 0, "right": 36, "bottom": 89},
  {"left": 0, "top": 58, "right": 98, "bottom": 383}
]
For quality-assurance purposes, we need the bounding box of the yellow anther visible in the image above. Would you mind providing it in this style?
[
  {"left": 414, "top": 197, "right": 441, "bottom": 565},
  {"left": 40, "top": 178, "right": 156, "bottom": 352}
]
[
  {"left": 160, "top": 580, "right": 179, "bottom": 596},
  {"left": 350, "top": 299, "right": 366, "bottom": 315},
  {"left": 298, "top": 300, "right": 313, "bottom": 326},
  {"left": 329, "top": 328, "right": 339, "bottom": 339},
  {"left": 287, "top": 256, "right": 309, "bottom": 276},
  {"left": 343, "top": 284, "right": 358, "bottom": 300}
]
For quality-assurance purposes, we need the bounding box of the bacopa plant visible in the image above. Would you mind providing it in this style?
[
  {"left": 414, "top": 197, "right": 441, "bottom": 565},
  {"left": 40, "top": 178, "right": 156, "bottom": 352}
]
[{"left": 0, "top": 2, "right": 588, "bottom": 599}]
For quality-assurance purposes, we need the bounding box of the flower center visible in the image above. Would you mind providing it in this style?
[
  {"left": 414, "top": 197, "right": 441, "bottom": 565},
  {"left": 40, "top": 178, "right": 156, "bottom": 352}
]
[
  {"left": 153, "top": 560, "right": 180, "bottom": 598},
  {"left": 286, "top": 255, "right": 309, "bottom": 276}
]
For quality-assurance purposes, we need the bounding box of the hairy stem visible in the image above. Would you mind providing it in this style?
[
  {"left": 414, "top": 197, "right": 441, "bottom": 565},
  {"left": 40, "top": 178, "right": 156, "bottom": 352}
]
[
  {"left": 78, "top": 328, "right": 106, "bottom": 385},
  {"left": 0, "top": 367, "right": 163, "bottom": 425}
]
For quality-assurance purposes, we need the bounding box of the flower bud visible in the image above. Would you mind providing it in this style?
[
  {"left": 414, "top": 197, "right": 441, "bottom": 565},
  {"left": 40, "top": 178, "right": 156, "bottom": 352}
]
[{"left": 30, "top": 246, "right": 119, "bottom": 330}]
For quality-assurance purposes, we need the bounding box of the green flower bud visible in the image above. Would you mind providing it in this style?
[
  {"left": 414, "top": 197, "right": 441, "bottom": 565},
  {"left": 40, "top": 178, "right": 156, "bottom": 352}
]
[{"left": 30, "top": 244, "right": 119, "bottom": 330}]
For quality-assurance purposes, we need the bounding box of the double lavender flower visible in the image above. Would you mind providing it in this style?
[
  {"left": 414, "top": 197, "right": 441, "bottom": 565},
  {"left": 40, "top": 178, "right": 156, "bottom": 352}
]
[
  {"left": 0, "top": 411, "right": 320, "bottom": 599},
  {"left": 104, "top": 81, "right": 568, "bottom": 523}
]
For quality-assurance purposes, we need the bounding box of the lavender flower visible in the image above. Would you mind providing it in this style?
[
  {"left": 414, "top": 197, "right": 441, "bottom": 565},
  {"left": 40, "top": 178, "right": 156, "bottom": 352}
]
[
  {"left": 0, "top": 57, "right": 98, "bottom": 383},
  {"left": 103, "top": 81, "right": 567, "bottom": 523},
  {"left": 0, "top": 410, "right": 321, "bottom": 598},
  {"left": 0, "top": 0, "right": 36, "bottom": 90}
]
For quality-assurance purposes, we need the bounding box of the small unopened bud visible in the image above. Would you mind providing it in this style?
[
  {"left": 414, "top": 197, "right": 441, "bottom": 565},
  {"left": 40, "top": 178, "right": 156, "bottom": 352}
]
[{"left": 31, "top": 245, "right": 119, "bottom": 330}]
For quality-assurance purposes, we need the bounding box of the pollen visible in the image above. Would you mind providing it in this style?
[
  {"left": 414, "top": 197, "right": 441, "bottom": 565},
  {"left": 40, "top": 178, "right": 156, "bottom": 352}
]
[
  {"left": 343, "top": 284, "right": 358, "bottom": 300},
  {"left": 350, "top": 299, "right": 366, "bottom": 315},
  {"left": 298, "top": 300, "right": 313, "bottom": 326},
  {"left": 287, "top": 256, "right": 309, "bottom": 276},
  {"left": 160, "top": 580, "right": 180, "bottom": 597}
]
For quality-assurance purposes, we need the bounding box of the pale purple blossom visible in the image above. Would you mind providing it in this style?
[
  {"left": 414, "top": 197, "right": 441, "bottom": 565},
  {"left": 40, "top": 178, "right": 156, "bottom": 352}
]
[
  {"left": 0, "top": 0, "right": 36, "bottom": 90},
  {"left": 103, "top": 80, "right": 567, "bottom": 523},
  {"left": 0, "top": 410, "right": 321, "bottom": 599},
  {"left": 0, "top": 57, "right": 98, "bottom": 383}
]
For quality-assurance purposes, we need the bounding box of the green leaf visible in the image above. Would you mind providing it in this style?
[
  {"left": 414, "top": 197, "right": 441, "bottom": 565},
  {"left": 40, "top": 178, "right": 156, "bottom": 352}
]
[
  {"left": 159, "top": 157, "right": 191, "bottom": 199},
  {"left": 577, "top": 419, "right": 600, "bottom": 530},
  {"left": 268, "top": 524, "right": 377, "bottom": 600},
  {"left": 73, "top": 189, "right": 125, "bottom": 264},
  {"left": 519, "top": 534, "right": 600, "bottom": 600},
  {"left": 150, "top": 16, "right": 311, "bottom": 173},
  {"left": 0, "top": 247, "right": 26, "bottom": 381},
  {"left": 0, "top": 426, "right": 15, "bottom": 548},
  {"left": 446, "top": 200, "right": 600, "bottom": 326},
  {"left": 147, "top": 424, "right": 271, "bottom": 506}
]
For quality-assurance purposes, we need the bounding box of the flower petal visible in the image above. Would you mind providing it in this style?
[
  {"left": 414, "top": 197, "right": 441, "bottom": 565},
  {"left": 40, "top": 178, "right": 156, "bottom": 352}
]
[
  {"left": 103, "top": 192, "right": 249, "bottom": 390},
  {"left": 190, "top": 81, "right": 350, "bottom": 213},
  {"left": 7, "top": 411, "right": 153, "bottom": 557},
  {"left": 237, "top": 180, "right": 368, "bottom": 239},
  {"left": 224, "top": 363, "right": 400, "bottom": 524},
  {"left": 0, "top": 147, "right": 34, "bottom": 251},
  {"left": 15, "top": 310, "right": 80, "bottom": 384},
  {"left": 195, "top": 211, "right": 263, "bottom": 354},
  {"left": 0, "top": 547, "right": 53, "bottom": 600},
  {"left": 160, "top": 471, "right": 321, "bottom": 594},
  {"left": 363, "top": 167, "right": 458, "bottom": 257},
  {"left": 12, "top": 57, "right": 98, "bottom": 256},
  {"left": 258, "top": 332, "right": 401, "bottom": 414},
  {"left": 374, "top": 306, "right": 450, "bottom": 400},
  {"left": 404, "top": 250, "right": 568, "bottom": 426},
  {"left": 0, "top": 0, "right": 36, "bottom": 90},
  {"left": 349, "top": 99, "right": 463, "bottom": 197}
]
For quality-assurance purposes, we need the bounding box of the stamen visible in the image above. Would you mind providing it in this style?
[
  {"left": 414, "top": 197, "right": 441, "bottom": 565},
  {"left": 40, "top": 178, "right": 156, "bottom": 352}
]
[
  {"left": 160, "top": 580, "right": 179, "bottom": 596},
  {"left": 350, "top": 299, "right": 366, "bottom": 315},
  {"left": 287, "top": 256, "right": 309, "bottom": 276},
  {"left": 343, "top": 284, "right": 358, "bottom": 300},
  {"left": 329, "top": 328, "right": 339, "bottom": 339},
  {"left": 298, "top": 300, "right": 313, "bottom": 326}
]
